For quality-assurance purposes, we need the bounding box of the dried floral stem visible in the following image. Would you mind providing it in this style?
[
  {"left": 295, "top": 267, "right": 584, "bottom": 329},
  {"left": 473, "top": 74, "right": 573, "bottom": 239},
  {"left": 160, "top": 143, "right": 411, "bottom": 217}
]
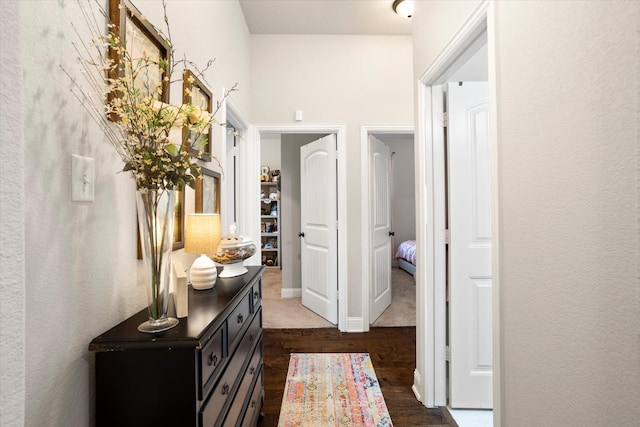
[{"left": 64, "top": 0, "right": 238, "bottom": 190}]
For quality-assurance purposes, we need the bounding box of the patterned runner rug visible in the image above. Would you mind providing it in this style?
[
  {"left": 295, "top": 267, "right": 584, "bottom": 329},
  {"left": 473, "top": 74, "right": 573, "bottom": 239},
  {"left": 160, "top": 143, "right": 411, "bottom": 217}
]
[{"left": 278, "top": 353, "right": 393, "bottom": 426}]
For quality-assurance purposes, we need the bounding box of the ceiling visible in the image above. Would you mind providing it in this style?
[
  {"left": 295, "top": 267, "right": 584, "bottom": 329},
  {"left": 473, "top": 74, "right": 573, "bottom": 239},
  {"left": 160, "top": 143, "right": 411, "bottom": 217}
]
[{"left": 238, "top": 0, "right": 412, "bottom": 35}]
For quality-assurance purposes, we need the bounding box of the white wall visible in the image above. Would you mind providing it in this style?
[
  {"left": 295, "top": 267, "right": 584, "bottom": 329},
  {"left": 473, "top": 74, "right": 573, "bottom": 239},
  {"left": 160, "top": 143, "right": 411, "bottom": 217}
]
[
  {"left": 413, "top": 0, "right": 640, "bottom": 424},
  {"left": 260, "top": 135, "right": 282, "bottom": 171},
  {"left": 493, "top": 1, "right": 639, "bottom": 424},
  {"left": 413, "top": 0, "right": 482, "bottom": 78},
  {"left": 0, "top": 1, "right": 251, "bottom": 425},
  {"left": 0, "top": 1, "right": 25, "bottom": 425},
  {"left": 251, "top": 34, "right": 413, "bottom": 319}
]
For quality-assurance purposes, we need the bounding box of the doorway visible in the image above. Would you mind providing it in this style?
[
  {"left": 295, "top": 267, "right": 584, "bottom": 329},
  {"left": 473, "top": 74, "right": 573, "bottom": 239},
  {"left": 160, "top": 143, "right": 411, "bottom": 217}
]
[
  {"left": 430, "top": 45, "right": 492, "bottom": 421},
  {"left": 414, "top": 2, "right": 501, "bottom": 423},
  {"left": 221, "top": 98, "right": 251, "bottom": 254},
  {"left": 253, "top": 125, "right": 348, "bottom": 331},
  {"left": 360, "top": 125, "right": 415, "bottom": 330}
]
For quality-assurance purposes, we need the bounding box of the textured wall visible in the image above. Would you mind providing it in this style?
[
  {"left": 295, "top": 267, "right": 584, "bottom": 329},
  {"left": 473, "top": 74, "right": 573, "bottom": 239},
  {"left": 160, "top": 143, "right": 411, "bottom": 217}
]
[
  {"left": 412, "top": 0, "right": 639, "bottom": 423},
  {"left": 495, "top": 1, "right": 639, "bottom": 424},
  {"left": 0, "top": 2, "right": 25, "bottom": 426},
  {"left": 1, "top": 1, "right": 251, "bottom": 426}
]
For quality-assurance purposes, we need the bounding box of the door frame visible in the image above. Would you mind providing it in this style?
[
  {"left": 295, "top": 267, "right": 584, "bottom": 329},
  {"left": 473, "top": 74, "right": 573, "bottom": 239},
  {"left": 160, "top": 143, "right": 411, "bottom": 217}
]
[
  {"left": 360, "top": 125, "right": 414, "bottom": 331},
  {"left": 217, "top": 96, "right": 257, "bottom": 265},
  {"left": 222, "top": 97, "right": 250, "bottom": 237},
  {"left": 251, "top": 124, "right": 348, "bottom": 332},
  {"left": 414, "top": 0, "right": 502, "bottom": 422}
]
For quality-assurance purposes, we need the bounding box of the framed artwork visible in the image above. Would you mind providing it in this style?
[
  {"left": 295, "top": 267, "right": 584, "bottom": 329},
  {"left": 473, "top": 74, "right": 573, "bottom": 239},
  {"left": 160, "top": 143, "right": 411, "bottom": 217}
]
[
  {"left": 172, "top": 185, "right": 185, "bottom": 250},
  {"left": 108, "top": 0, "right": 170, "bottom": 120},
  {"left": 195, "top": 167, "right": 221, "bottom": 214},
  {"left": 183, "top": 69, "right": 213, "bottom": 162}
]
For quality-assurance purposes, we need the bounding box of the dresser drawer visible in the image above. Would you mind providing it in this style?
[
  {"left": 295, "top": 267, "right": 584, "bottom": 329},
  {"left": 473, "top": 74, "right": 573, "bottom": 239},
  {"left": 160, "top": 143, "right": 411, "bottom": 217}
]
[
  {"left": 90, "top": 266, "right": 264, "bottom": 427},
  {"left": 251, "top": 280, "right": 261, "bottom": 313},
  {"left": 200, "top": 309, "right": 262, "bottom": 427},
  {"left": 199, "top": 324, "right": 226, "bottom": 400},
  {"left": 222, "top": 342, "right": 262, "bottom": 427},
  {"left": 228, "top": 293, "right": 252, "bottom": 352},
  {"left": 241, "top": 369, "right": 263, "bottom": 427}
]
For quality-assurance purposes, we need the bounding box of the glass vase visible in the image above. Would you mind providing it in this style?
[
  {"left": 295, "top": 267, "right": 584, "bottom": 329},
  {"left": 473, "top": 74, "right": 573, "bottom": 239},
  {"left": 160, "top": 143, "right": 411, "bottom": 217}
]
[{"left": 136, "top": 188, "right": 179, "bottom": 333}]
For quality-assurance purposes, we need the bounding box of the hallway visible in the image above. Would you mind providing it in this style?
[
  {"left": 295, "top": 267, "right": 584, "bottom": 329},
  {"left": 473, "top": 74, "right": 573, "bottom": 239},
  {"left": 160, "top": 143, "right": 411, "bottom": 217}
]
[
  {"left": 260, "top": 266, "right": 416, "bottom": 328},
  {"left": 258, "top": 327, "right": 453, "bottom": 427}
]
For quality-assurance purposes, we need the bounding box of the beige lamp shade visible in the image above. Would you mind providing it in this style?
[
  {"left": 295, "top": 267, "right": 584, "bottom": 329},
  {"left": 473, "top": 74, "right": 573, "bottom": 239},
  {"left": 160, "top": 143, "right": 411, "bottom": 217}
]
[{"left": 185, "top": 214, "right": 221, "bottom": 255}]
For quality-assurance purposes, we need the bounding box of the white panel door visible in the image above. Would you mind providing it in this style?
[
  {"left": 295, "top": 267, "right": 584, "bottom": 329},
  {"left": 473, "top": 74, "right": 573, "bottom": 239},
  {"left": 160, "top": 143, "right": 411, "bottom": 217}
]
[
  {"left": 300, "top": 135, "right": 338, "bottom": 324},
  {"left": 448, "top": 81, "right": 493, "bottom": 409},
  {"left": 369, "top": 135, "right": 392, "bottom": 323}
]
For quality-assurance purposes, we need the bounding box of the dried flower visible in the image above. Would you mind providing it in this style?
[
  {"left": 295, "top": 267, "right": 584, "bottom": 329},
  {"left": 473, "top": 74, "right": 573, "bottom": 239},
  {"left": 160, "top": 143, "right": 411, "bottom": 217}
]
[{"left": 63, "top": 0, "right": 238, "bottom": 190}]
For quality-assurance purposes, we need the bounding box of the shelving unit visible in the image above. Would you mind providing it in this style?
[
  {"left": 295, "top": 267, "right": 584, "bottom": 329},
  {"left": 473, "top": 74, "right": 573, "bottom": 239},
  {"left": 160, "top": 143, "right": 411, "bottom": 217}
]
[{"left": 260, "top": 180, "right": 280, "bottom": 268}]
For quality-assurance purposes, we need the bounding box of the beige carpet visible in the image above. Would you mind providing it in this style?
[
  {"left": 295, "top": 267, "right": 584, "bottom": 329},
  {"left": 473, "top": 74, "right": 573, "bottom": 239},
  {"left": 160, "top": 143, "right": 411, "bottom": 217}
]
[
  {"left": 371, "top": 266, "right": 416, "bottom": 327},
  {"left": 262, "top": 267, "right": 416, "bottom": 328}
]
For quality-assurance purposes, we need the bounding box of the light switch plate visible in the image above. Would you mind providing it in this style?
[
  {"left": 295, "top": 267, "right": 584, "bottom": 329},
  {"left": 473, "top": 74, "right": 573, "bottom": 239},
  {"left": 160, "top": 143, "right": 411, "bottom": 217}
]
[{"left": 71, "top": 154, "right": 95, "bottom": 202}]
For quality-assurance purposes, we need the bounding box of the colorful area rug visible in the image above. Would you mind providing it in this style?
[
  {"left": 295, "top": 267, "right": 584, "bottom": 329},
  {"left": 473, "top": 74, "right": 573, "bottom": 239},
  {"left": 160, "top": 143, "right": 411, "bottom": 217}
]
[{"left": 278, "top": 353, "right": 393, "bottom": 426}]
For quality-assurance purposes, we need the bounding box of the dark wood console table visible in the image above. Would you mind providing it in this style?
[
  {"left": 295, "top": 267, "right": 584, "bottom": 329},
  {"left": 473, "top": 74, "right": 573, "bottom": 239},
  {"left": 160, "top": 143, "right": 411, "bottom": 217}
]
[{"left": 89, "top": 266, "right": 264, "bottom": 427}]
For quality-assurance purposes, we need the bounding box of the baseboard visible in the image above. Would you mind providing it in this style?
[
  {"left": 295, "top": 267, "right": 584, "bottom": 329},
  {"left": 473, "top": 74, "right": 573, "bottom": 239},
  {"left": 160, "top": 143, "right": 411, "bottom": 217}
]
[
  {"left": 345, "top": 316, "right": 365, "bottom": 332},
  {"left": 412, "top": 369, "right": 423, "bottom": 402},
  {"left": 280, "top": 288, "right": 301, "bottom": 298},
  {"left": 441, "top": 407, "right": 460, "bottom": 427}
]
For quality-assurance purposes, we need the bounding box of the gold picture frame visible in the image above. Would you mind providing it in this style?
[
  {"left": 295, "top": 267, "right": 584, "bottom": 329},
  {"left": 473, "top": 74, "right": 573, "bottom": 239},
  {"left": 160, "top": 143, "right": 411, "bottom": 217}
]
[
  {"left": 183, "top": 69, "right": 213, "bottom": 162},
  {"left": 195, "top": 167, "right": 221, "bottom": 214},
  {"left": 108, "top": 0, "right": 170, "bottom": 121},
  {"left": 172, "top": 185, "right": 185, "bottom": 250}
]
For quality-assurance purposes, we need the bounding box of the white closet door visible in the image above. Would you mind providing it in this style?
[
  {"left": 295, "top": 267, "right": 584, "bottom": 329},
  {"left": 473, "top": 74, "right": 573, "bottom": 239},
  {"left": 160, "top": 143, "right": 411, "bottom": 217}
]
[{"left": 448, "top": 81, "right": 493, "bottom": 409}]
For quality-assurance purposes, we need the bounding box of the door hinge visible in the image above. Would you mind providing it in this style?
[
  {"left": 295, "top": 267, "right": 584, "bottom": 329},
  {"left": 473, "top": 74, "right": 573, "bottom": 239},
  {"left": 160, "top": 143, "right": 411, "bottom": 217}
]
[
  {"left": 445, "top": 345, "right": 450, "bottom": 362},
  {"left": 442, "top": 112, "right": 449, "bottom": 128},
  {"left": 444, "top": 229, "right": 450, "bottom": 244}
]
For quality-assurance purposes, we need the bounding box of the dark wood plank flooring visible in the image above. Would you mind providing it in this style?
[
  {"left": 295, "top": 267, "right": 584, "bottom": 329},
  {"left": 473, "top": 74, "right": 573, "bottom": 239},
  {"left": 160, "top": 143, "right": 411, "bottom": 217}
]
[{"left": 258, "top": 326, "right": 453, "bottom": 427}]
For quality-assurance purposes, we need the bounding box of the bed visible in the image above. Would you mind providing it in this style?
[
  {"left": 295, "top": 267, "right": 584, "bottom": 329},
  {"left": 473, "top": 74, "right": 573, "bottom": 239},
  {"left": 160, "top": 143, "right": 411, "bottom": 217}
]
[{"left": 395, "top": 239, "right": 416, "bottom": 276}]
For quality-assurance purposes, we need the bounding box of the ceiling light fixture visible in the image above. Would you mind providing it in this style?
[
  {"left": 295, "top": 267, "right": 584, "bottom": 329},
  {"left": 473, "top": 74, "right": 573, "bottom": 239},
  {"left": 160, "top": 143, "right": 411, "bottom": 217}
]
[{"left": 393, "top": 0, "right": 414, "bottom": 18}]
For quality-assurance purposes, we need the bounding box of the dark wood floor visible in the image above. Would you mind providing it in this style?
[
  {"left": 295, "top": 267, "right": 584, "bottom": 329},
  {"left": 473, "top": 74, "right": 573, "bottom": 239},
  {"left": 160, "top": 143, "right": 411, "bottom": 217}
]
[{"left": 258, "top": 326, "right": 454, "bottom": 427}]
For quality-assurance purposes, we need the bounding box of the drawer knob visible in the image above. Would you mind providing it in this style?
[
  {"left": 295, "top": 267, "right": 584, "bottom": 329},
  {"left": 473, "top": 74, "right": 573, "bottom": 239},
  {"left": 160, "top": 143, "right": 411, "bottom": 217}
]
[
  {"left": 251, "top": 400, "right": 256, "bottom": 408},
  {"left": 237, "top": 313, "right": 244, "bottom": 324},
  {"left": 249, "top": 333, "right": 254, "bottom": 343},
  {"left": 254, "top": 290, "right": 259, "bottom": 300},
  {"left": 221, "top": 383, "right": 230, "bottom": 395},
  {"left": 208, "top": 353, "right": 218, "bottom": 367},
  {"left": 250, "top": 366, "right": 256, "bottom": 375}
]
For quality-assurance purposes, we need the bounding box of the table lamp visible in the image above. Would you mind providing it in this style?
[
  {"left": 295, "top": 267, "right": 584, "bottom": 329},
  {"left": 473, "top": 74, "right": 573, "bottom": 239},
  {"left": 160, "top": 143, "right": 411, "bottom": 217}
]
[{"left": 185, "top": 213, "right": 221, "bottom": 290}]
